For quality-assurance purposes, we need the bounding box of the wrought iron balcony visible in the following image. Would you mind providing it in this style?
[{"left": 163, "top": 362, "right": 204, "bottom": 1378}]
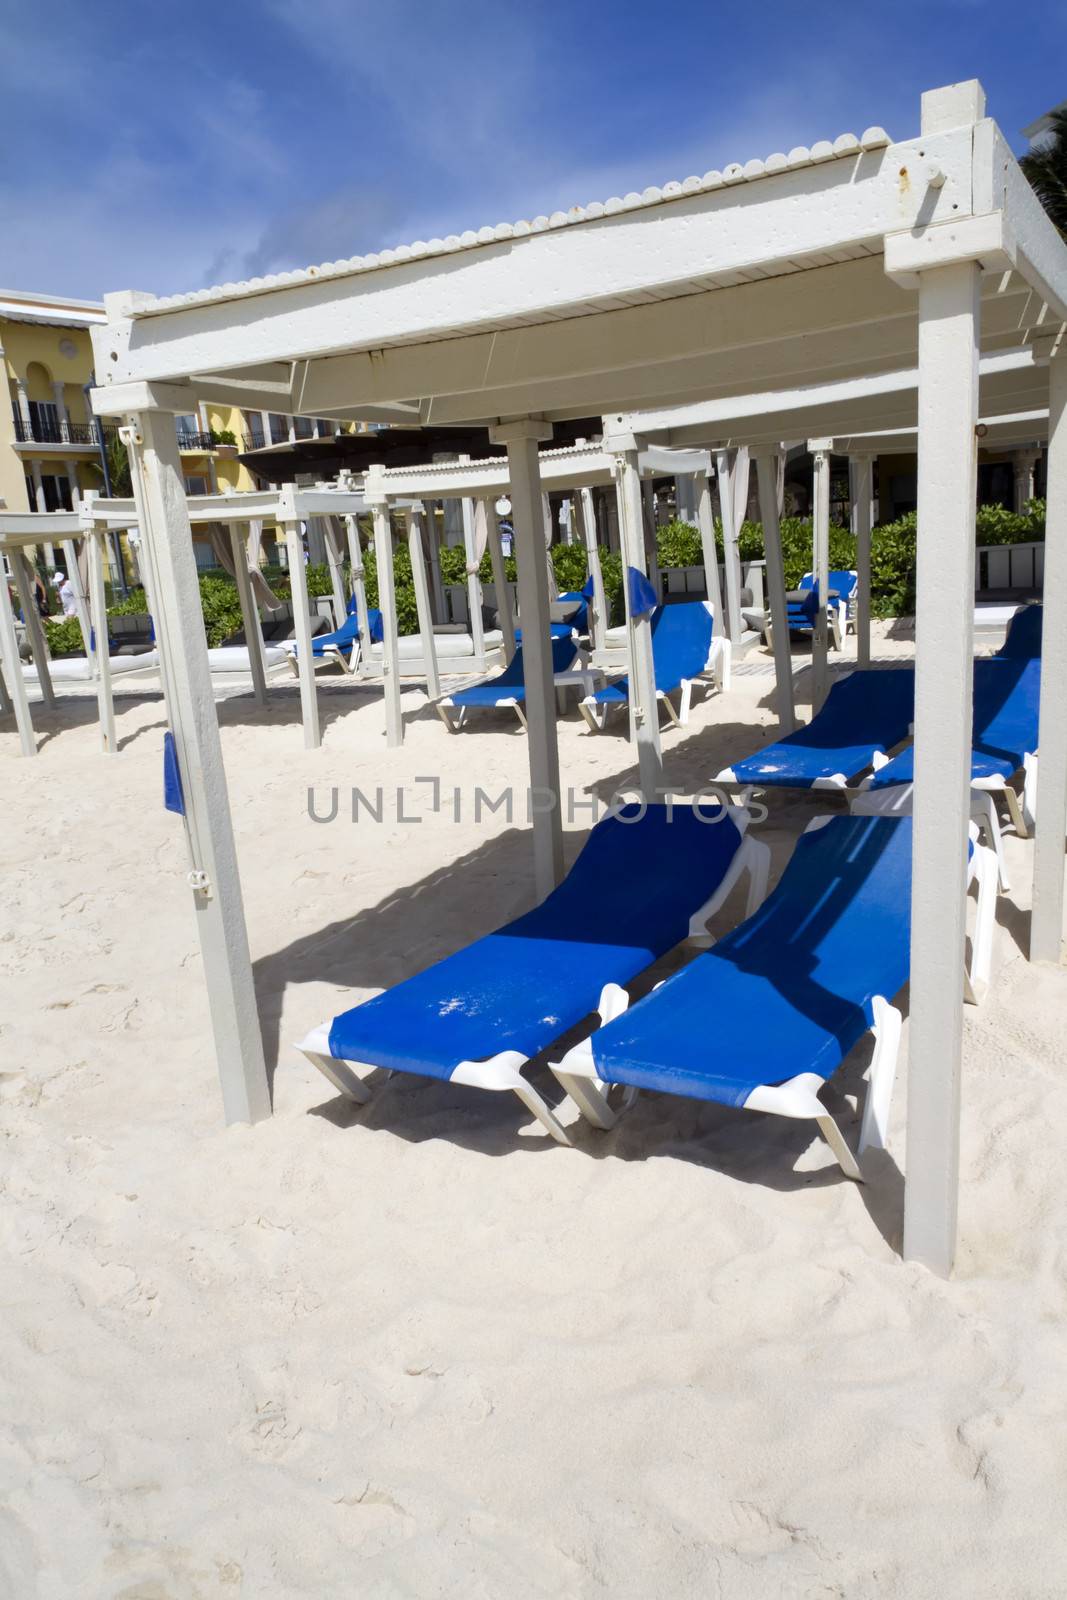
[
  {"left": 242, "top": 432, "right": 267, "bottom": 451},
  {"left": 176, "top": 429, "right": 216, "bottom": 451},
  {"left": 11, "top": 415, "right": 113, "bottom": 447}
]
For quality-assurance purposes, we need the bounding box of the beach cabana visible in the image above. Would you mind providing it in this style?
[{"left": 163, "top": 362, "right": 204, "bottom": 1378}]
[
  {"left": 86, "top": 80, "right": 1067, "bottom": 1274},
  {"left": 360, "top": 439, "right": 714, "bottom": 748}
]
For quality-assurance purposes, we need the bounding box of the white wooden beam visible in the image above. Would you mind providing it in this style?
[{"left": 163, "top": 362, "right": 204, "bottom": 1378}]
[
  {"left": 283, "top": 520, "right": 321, "bottom": 749},
  {"left": 809, "top": 440, "right": 832, "bottom": 708},
  {"left": 753, "top": 449, "right": 796, "bottom": 733},
  {"left": 490, "top": 419, "right": 563, "bottom": 896},
  {"left": 0, "top": 550, "right": 36, "bottom": 755},
  {"left": 694, "top": 473, "right": 725, "bottom": 630},
  {"left": 322, "top": 516, "right": 348, "bottom": 628},
  {"left": 11, "top": 550, "right": 55, "bottom": 710},
  {"left": 406, "top": 503, "right": 441, "bottom": 702},
  {"left": 343, "top": 513, "right": 373, "bottom": 646},
  {"left": 851, "top": 454, "right": 875, "bottom": 668},
  {"left": 369, "top": 498, "right": 403, "bottom": 748},
  {"left": 1030, "top": 347, "right": 1067, "bottom": 962},
  {"left": 714, "top": 449, "right": 744, "bottom": 643},
  {"left": 577, "top": 487, "right": 608, "bottom": 652},
  {"left": 903, "top": 261, "right": 981, "bottom": 1276},
  {"left": 86, "top": 533, "right": 116, "bottom": 753},
  {"left": 125, "top": 409, "right": 270, "bottom": 1127},
  {"left": 228, "top": 524, "right": 269, "bottom": 708},
  {"left": 606, "top": 435, "right": 663, "bottom": 796},
  {"left": 482, "top": 498, "right": 516, "bottom": 658}
]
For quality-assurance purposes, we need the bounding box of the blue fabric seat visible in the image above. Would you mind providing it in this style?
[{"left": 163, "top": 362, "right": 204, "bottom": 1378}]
[
  {"left": 287, "top": 608, "right": 383, "bottom": 659},
  {"left": 582, "top": 602, "right": 716, "bottom": 731},
  {"left": 995, "top": 603, "right": 1042, "bottom": 661},
  {"left": 869, "top": 657, "right": 1040, "bottom": 790},
  {"left": 789, "top": 571, "right": 858, "bottom": 635},
  {"left": 720, "top": 668, "right": 914, "bottom": 790},
  {"left": 578, "top": 814, "right": 913, "bottom": 1107},
  {"left": 297, "top": 803, "right": 757, "bottom": 1130},
  {"left": 447, "top": 637, "right": 581, "bottom": 711}
]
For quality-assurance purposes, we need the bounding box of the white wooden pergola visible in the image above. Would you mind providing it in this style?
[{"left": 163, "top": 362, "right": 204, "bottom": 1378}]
[
  {"left": 83, "top": 482, "right": 369, "bottom": 751},
  {"left": 364, "top": 439, "right": 715, "bottom": 757},
  {"left": 86, "top": 81, "right": 1067, "bottom": 1273},
  {"left": 621, "top": 349, "right": 1054, "bottom": 718}
]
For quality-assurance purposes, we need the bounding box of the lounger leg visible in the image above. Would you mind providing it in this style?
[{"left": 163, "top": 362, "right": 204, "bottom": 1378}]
[
  {"left": 579, "top": 697, "right": 607, "bottom": 732},
  {"left": 552, "top": 1071, "right": 617, "bottom": 1130},
  {"left": 816, "top": 1113, "right": 865, "bottom": 1182},
  {"left": 717, "top": 638, "right": 732, "bottom": 692},
  {"left": 434, "top": 699, "right": 459, "bottom": 732},
  {"left": 968, "top": 841, "right": 997, "bottom": 997},
  {"left": 972, "top": 790, "right": 1010, "bottom": 892},
  {"left": 742, "top": 836, "right": 772, "bottom": 916},
  {"left": 509, "top": 1079, "right": 574, "bottom": 1145},
  {"left": 513, "top": 703, "right": 529, "bottom": 731},
  {"left": 1022, "top": 752, "right": 1038, "bottom": 833},
  {"left": 659, "top": 690, "right": 680, "bottom": 728},
  {"left": 1002, "top": 782, "right": 1030, "bottom": 841},
  {"left": 303, "top": 1051, "right": 373, "bottom": 1104},
  {"left": 678, "top": 679, "right": 693, "bottom": 726},
  {"left": 858, "top": 997, "right": 903, "bottom": 1153}
]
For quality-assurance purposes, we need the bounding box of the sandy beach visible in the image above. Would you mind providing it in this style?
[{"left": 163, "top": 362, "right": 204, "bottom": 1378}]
[{"left": 3, "top": 630, "right": 1067, "bottom": 1599}]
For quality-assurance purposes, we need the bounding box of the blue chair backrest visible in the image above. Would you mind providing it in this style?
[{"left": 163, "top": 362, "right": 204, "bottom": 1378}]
[
  {"left": 800, "top": 569, "right": 858, "bottom": 601},
  {"left": 996, "top": 603, "right": 1042, "bottom": 661},
  {"left": 789, "top": 668, "right": 914, "bottom": 750},
  {"left": 496, "top": 635, "right": 579, "bottom": 688},
  {"left": 648, "top": 602, "right": 713, "bottom": 690},
  {"left": 556, "top": 589, "right": 590, "bottom": 633},
  {"left": 972, "top": 656, "right": 1040, "bottom": 764},
  {"left": 717, "top": 814, "right": 913, "bottom": 1008}
]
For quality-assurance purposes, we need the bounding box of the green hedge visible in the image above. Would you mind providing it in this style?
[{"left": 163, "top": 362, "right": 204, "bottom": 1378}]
[{"left": 46, "top": 499, "right": 1045, "bottom": 657}]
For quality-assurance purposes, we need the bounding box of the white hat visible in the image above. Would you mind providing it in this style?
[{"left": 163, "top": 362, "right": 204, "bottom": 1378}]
[{"left": 51, "top": 571, "right": 66, "bottom": 584}]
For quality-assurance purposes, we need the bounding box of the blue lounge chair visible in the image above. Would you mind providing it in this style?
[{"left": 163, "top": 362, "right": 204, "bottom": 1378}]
[
  {"left": 552, "top": 814, "right": 996, "bottom": 1176},
  {"left": 995, "top": 602, "right": 1042, "bottom": 661},
  {"left": 296, "top": 801, "right": 770, "bottom": 1139},
  {"left": 580, "top": 601, "right": 723, "bottom": 733},
  {"left": 435, "top": 636, "right": 598, "bottom": 731},
  {"left": 283, "top": 607, "right": 384, "bottom": 674},
  {"left": 853, "top": 656, "right": 1041, "bottom": 885},
  {"left": 716, "top": 668, "right": 914, "bottom": 793}
]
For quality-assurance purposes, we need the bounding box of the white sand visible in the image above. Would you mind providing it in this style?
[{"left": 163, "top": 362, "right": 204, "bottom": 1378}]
[{"left": 3, "top": 628, "right": 1067, "bottom": 1599}]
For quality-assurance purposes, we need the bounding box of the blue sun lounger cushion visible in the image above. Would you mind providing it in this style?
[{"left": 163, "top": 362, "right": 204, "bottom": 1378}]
[
  {"left": 296, "top": 802, "right": 761, "bottom": 1128},
  {"left": 551, "top": 813, "right": 995, "bottom": 1175},
  {"left": 448, "top": 637, "right": 581, "bottom": 710},
  {"left": 995, "top": 603, "right": 1042, "bottom": 661},
  {"left": 869, "top": 657, "right": 1041, "bottom": 790},
  {"left": 718, "top": 668, "right": 915, "bottom": 791}
]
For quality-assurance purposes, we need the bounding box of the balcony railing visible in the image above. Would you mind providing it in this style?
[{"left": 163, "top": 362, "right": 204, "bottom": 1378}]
[
  {"left": 12, "top": 415, "right": 115, "bottom": 447},
  {"left": 176, "top": 430, "right": 216, "bottom": 451},
  {"left": 242, "top": 432, "right": 267, "bottom": 451}
]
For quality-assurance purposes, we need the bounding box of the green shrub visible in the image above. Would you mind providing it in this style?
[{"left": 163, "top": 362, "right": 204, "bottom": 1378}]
[{"left": 44, "top": 616, "right": 86, "bottom": 656}]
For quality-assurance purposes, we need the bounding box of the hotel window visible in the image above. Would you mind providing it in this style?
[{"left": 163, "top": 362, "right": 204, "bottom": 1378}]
[
  {"left": 293, "top": 416, "right": 314, "bottom": 439},
  {"left": 28, "top": 399, "right": 61, "bottom": 442},
  {"left": 183, "top": 475, "right": 209, "bottom": 496},
  {"left": 41, "top": 474, "right": 73, "bottom": 512},
  {"left": 175, "top": 414, "right": 199, "bottom": 447},
  {"left": 269, "top": 413, "right": 288, "bottom": 444},
  {"left": 315, "top": 419, "right": 334, "bottom": 438},
  {"left": 246, "top": 412, "right": 265, "bottom": 449}
]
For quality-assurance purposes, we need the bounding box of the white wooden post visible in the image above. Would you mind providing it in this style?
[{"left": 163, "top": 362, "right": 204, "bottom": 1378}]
[
  {"left": 60, "top": 535, "right": 93, "bottom": 658},
  {"left": 1031, "top": 347, "right": 1067, "bottom": 963},
  {"left": 12, "top": 550, "right": 55, "bottom": 709},
  {"left": 461, "top": 494, "right": 485, "bottom": 662},
  {"left": 322, "top": 515, "right": 348, "bottom": 627},
  {"left": 0, "top": 552, "right": 36, "bottom": 755},
  {"left": 343, "top": 513, "right": 373, "bottom": 646},
  {"left": 808, "top": 440, "right": 833, "bottom": 708},
  {"left": 578, "top": 486, "right": 608, "bottom": 652},
  {"left": 282, "top": 513, "right": 321, "bottom": 750},
  {"left": 753, "top": 449, "right": 796, "bottom": 734},
  {"left": 903, "top": 262, "right": 981, "bottom": 1276},
  {"left": 851, "top": 453, "right": 874, "bottom": 669},
  {"left": 406, "top": 502, "right": 441, "bottom": 702},
  {"left": 85, "top": 532, "right": 116, "bottom": 753},
  {"left": 695, "top": 471, "right": 725, "bottom": 627},
  {"left": 482, "top": 498, "right": 516, "bottom": 659},
  {"left": 607, "top": 435, "right": 663, "bottom": 796},
  {"left": 123, "top": 403, "right": 270, "bottom": 1127},
  {"left": 423, "top": 500, "right": 447, "bottom": 622},
  {"left": 714, "top": 448, "right": 744, "bottom": 642},
  {"left": 1012, "top": 448, "right": 1040, "bottom": 514},
  {"left": 228, "top": 523, "right": 268, "bottom": 708},
  {"left": 490, "top": 419, "right": 563, "bottom": 896},
  {"left": 641, "top": 478, "right": 661, "bottom": 596},
  {"left": 367, "top": 487, "right": 403, "bottom": 748}
]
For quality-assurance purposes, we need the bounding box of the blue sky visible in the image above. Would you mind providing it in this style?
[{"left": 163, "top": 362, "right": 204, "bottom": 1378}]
[{"left": 1, "top": 0, "right": 1063, "bottom": 302}]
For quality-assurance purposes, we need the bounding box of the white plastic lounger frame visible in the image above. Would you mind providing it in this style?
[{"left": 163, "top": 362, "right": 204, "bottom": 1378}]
[
  {"left": 435, "top": 649, "right": 601, "bottom": 732},
  {"left": 550, "top": 819, "right": 998, "bottom": 1176},
  {"left": 294, "top": 805, "right": 770, "bottom": 1142},
  {"left": 579, "top": 602, "right": 729, "bottom": 735}
]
